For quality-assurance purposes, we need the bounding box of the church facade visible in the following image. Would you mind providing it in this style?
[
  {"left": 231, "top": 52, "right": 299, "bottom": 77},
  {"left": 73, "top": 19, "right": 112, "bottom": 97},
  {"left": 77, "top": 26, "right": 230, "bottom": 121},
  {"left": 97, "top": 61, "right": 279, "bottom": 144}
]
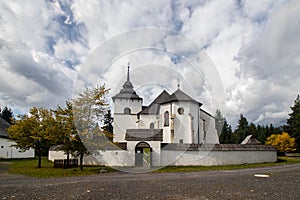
[
  {"left": 49, "top": 66, "right": 277, "bottom": 167},
  {"left": 106, "top": 66, "right": 214, "bottom": 166},
  {"left": 110, "top": 66, "right": 219, "bottom": 166},
  {"left": 113, "top": 67, "right": 219, "bottom": 145},
  {"left": 93, "top": 66, "right": 276, "bottom": 168}
]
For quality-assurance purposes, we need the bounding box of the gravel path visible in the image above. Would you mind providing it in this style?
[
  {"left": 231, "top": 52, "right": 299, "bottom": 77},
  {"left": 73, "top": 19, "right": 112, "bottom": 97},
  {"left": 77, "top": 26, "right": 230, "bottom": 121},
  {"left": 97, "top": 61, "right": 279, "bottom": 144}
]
[{"left": 1, "top": 163, "right": 300, "bottom": 200}]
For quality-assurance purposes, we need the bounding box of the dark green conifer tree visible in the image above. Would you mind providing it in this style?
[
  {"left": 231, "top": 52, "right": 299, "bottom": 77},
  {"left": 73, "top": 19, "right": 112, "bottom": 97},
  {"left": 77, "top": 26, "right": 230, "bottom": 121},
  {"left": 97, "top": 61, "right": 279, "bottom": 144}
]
[
  {"left": 232, "top": 114, "right": 249, "bottom": 144},
  {"left": 0, "top": 105, "right": 14, "bottom": 124},
  {"left": 285, "top": 95, "right": 300, "bottom": 151}
]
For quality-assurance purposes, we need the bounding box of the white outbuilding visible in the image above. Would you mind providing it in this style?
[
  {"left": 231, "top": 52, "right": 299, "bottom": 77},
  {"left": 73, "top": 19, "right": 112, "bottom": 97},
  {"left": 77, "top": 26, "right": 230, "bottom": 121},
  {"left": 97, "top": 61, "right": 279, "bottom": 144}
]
[{"left": 0, "top": 117, "right": 35, "bottom": 159}]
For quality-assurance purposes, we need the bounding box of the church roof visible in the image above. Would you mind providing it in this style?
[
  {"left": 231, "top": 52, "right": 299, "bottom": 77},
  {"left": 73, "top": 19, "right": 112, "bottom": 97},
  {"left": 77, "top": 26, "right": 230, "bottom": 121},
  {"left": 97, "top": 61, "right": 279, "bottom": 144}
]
[
  {"left": 112, "top": 65, "right": 142, "bottom": 100},
  {"left": 160, "top": 89, "right": 202, "bottom": 106},
  {"left": 0, "top": 117, "right": 10, "bottom": 138},
  {"left": 139, "top": 90, "right": 170, "bottom": 114},
  {"left": 125, "top": 129, "right": 163, "bottom": 141}
]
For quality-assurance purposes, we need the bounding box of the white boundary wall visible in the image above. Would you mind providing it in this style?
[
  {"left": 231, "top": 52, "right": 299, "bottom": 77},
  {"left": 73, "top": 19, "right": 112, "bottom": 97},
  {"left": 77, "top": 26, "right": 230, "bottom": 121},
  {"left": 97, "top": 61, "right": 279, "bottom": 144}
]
[
  {"left": 91, "top": 148, "right": 277, "bottom": 166},
  {"left": 161, "top": 150, "right": 277, "bottom": 166},
  {"left": 49, "top": 145, "right": 277, "bottom": 166}
]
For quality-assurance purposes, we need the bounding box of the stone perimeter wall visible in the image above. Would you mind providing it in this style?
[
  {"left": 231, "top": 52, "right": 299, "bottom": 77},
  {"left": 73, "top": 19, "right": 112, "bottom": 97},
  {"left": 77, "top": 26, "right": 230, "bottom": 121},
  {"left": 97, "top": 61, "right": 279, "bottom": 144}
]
[
  {"left": 160, "top": 144, "right": 277, "bottom": 166},
  {"left": 161, "top": 150, "right": 277, "bottom": 166},
  {"left": 49, "top": 144, "right": 277, "bottom": 166}
]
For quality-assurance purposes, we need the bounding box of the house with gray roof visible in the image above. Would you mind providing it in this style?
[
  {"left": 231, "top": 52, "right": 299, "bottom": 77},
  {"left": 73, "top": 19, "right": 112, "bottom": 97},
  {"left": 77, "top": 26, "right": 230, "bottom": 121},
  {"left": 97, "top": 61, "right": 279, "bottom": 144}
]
[
  {"left": 0, "top": 117, "right": 10, "bottom": 139},
  {"left": 0, "top": 117, "right": 35, "bottom": 158}
]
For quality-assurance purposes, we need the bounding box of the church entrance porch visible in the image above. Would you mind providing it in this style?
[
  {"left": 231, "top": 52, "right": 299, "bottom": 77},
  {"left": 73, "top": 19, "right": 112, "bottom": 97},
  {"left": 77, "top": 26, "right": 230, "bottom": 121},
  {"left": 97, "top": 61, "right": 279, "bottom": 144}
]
[{"left": 135, "top": 142, "right": 152, "bottom": 167}]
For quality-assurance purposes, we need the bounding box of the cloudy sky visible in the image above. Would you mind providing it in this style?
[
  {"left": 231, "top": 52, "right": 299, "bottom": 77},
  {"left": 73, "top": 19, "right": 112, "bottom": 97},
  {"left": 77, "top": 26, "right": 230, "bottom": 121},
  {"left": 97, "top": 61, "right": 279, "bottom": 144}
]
[{"left": 1, "top": 0, "right": 299, "bottom": 128}]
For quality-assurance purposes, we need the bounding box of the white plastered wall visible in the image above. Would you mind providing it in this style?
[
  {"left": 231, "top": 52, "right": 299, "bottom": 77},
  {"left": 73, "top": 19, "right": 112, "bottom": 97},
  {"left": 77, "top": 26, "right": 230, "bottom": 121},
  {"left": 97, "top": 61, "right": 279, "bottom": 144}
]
[
  {"left": 200, "top": 110, "right": 219, "bottom": 144},
  {"left": 161, "top": 150, "right": 277, "bottom": 166},
  {"left": 0, "top": 138, "right": 35, "bottom": 158},
  {"left": 113, "top": 114, "right": 138, "bottom": 142}
]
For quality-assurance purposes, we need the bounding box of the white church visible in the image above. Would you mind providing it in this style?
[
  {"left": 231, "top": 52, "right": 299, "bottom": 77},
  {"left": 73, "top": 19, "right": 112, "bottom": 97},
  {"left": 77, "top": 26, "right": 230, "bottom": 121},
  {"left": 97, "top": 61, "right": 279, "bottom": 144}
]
[
  {"left": 49, "top": 65, "right": 277, "bottom": 168},
  {"left": 92, "top": 66, "right": 275, "bottom": 167},
  {"left": 113, "top": 66, "right": 219, "bottom": 145}
]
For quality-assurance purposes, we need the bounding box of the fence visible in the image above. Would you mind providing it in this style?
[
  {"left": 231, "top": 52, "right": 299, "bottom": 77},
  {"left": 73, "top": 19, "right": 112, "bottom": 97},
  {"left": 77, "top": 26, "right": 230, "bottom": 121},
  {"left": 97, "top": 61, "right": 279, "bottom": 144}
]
[{"left": 54, "top": 159, "right": 78, "bottom": 168}]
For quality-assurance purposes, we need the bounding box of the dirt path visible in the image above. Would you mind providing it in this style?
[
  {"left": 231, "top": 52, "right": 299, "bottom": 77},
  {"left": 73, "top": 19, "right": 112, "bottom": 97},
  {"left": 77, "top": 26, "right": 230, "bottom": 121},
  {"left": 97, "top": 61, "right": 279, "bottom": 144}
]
[{"left": 1, "top": 163, "right": 300, "bottom": 199}]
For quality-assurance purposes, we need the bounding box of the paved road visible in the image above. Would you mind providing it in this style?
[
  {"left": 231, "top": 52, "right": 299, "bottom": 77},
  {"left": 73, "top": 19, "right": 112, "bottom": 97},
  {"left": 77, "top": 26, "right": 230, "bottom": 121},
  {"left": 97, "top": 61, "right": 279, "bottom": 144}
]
[{"left": 1, "top": 163, "right": 300, "bottom": 200}]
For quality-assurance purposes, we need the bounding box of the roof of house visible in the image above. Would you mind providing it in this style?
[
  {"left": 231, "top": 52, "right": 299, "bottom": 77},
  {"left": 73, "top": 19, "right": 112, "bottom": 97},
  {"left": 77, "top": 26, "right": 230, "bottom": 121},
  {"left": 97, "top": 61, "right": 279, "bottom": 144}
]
[
  {"left": 139, "top": 90, "right": 170, "bottom": 115},
  {"left": 160, "top": 89, "right": 202, "bottom": 106},
  {"left": 0, "top": 117, "right": 10, "bottom": 138},
  {"left": 125, "top": 129, "right": 163, "bottom": 141},
  {"left": 241, "top": 135, "right": 261, "bottom": 145}
]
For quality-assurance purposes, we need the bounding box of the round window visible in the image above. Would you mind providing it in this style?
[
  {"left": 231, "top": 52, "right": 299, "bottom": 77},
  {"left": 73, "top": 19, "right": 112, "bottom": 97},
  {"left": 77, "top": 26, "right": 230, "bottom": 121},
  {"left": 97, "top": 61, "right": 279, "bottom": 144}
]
[{"left": 177, "top": 107, "right": 184, "bottom": 115}]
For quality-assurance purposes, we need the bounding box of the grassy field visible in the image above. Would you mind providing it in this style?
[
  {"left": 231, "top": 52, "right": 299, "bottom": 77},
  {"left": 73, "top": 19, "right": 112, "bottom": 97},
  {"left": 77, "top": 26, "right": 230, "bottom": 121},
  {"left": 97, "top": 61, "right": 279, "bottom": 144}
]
[
  {"left": 2, "top": 156, "right": 300, "bottom": 178},
  {"left": 4, "top": 157, "right": 115, "bottom": 178}
]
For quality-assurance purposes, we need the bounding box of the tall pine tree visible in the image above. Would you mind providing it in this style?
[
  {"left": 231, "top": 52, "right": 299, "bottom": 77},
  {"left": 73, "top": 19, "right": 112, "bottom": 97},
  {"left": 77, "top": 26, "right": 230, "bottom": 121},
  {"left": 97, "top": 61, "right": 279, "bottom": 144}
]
[
  {"left": 248, "top": 123, "right": 258, "bottom": 138},
  {"left": 286, "top": 95, "right": 300, "bottom": 151},
  {"left": 0, "top": 105, "right": 14, "bottom": 124},
  {"left": 219, "top": 119, "right": 233, "bottom": 144},
  {"left": 214, "top": 110, "right": 225, "bottom": 137},
  {"left": 256, "top": 125, "right": 266, "bottom": 143},
  {"left": 233, "top": 114, "right": 249, "bottom": 144},
  {"left": 101, "top": 109, "right": 114, "bottom": 142}
]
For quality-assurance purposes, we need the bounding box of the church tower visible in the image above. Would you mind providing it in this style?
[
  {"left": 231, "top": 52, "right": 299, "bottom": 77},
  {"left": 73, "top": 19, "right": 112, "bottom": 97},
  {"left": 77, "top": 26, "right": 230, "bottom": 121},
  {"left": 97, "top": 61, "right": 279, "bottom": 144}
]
[{"left": 112, "top": 64, "right": 143, "bottom": 142}]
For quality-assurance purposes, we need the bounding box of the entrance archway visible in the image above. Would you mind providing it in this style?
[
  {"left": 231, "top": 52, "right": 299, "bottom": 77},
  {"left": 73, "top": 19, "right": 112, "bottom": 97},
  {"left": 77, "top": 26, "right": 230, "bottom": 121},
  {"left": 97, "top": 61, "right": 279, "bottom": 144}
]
[{"left": 135, "top": 142, "right": 152, "bottom": 167}]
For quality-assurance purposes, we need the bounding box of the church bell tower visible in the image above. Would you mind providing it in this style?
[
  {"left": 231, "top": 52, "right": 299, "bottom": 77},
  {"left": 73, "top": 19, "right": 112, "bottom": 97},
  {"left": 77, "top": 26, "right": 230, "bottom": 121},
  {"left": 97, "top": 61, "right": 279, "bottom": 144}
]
[{"left": 112, "top": 64, "right": 143, "bottom": 142}]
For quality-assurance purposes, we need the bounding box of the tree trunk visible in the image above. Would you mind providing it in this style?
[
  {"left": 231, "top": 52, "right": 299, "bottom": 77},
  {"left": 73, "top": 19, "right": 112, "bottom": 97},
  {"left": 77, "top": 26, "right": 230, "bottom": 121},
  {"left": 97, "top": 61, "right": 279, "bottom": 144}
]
[
  {"left": 80, "top": 153, "right": 83, "bottom": 170},
  {"left": 66, "top": 149, "right": 70, "bottom": 168},
  {"left": 37, "top": 151, "right": 42, "bottom": 168}
]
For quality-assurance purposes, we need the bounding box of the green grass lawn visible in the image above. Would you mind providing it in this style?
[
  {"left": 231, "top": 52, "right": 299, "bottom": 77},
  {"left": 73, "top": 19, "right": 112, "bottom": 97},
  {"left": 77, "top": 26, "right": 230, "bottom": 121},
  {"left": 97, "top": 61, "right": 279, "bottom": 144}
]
[
  {"left": 5, "top": 157, "right": 115, "bottom": 178},
  {"left": 2, "top": 156, "right": 300, "bottom": 178}
]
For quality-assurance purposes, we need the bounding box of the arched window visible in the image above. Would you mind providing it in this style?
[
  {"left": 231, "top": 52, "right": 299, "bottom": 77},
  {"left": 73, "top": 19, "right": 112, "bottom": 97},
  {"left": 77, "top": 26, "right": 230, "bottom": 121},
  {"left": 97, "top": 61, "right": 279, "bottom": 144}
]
[
  {"left": 164, "top": 111, "right": 169, "bottom": 126},
  {"left": 149, "top": 122, "right": 155, "bottom": 129},
  {"left": 124, "top": 107, "right": 131, "bottom": 114}
]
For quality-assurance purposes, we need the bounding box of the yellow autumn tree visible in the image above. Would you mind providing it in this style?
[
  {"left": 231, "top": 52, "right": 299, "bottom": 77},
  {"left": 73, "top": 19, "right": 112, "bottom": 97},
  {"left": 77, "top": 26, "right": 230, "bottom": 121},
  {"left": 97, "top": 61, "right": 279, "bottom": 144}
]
[{"left": 265, "top": 132, "right": 296, "bottom": 153}]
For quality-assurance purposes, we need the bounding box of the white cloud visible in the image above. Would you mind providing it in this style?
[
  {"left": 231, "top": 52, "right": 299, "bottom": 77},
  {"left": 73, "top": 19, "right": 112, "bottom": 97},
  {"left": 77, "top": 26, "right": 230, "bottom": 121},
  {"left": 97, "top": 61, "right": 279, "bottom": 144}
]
[
  {"left": 233, "top": 0, "right": 300, "bottom": 126},
  {"left": 181, "top": 0, "right": 237, "bottom": 47},
  {"left": 71, "top": 0, "right": 176, "bottom": 50},
  {"left": 0, "top": 0, "right": 298, "bottom": 129},
  {"left": 0, "top": 0, "right": 88, "bottom": 111}
]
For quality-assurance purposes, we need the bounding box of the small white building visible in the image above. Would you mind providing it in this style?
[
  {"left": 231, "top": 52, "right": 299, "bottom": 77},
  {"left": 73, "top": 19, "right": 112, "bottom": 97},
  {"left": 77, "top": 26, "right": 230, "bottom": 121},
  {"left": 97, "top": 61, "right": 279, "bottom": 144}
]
[{"left": 0, "top": 117, "right": 35, "bottom": 159}]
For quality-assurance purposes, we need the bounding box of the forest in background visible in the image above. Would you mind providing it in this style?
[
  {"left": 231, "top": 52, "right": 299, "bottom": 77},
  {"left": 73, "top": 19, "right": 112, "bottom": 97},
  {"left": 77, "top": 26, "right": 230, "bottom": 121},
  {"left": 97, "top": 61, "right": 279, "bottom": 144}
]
[
  {"left": 215, "top": 95, "right": 300, "bottom": 152},
  {"left": 2, "top": 93, "right": 300, "bottom": 154}
]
